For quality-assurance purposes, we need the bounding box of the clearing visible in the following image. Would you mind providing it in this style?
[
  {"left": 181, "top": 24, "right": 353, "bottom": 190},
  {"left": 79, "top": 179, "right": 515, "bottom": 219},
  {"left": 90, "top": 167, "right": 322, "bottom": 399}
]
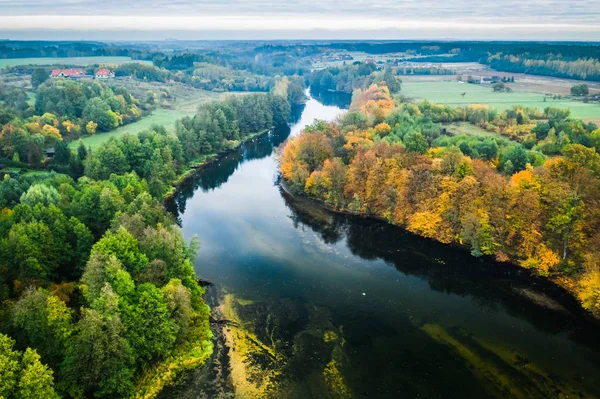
[
  {"left": 0, "top": 56, "right": 152, "bottom": 68},
  {"left": 444, "top": 122, "right": 504, "bottom": 139}
]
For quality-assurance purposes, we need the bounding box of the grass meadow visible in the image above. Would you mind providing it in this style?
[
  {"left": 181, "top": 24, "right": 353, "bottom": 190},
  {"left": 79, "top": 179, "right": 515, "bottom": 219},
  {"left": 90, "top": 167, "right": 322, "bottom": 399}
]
[
  {"left": 71, "top": 84, "right": 239, "bottom": 149},
  {"left": 401, "top": 81, "right": 600, "bottom": 121}
]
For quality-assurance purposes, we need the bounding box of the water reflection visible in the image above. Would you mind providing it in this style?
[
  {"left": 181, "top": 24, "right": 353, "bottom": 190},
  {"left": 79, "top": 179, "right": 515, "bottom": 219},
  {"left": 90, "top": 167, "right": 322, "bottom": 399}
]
[
  {"left": 282, "top": 189, "right": 600, "bottom": 344},
  {"left": 166, "top": 89, "right": 600, "bottom": 398},
  {"left": 309, "top": 87, "right": 352, "bottom": 108}
]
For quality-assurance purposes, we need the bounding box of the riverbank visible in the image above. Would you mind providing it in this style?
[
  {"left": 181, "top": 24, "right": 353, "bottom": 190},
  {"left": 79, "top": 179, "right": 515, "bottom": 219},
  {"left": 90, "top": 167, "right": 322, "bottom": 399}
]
[
  {"left": 163, "top": 128, "right": 272, "bottom": 202},
  {"left": 279, "top": 180, "right": 598, "bottom": 322}
]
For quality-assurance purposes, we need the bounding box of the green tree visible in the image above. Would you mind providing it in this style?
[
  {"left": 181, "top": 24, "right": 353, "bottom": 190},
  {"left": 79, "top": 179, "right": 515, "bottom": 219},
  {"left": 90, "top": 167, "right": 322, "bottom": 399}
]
[
  {"left": 52, "top": 140, "right": 71, "bottom": 165},
  {"left": 19, "top": 184, "right": 60, "bottom": 207},
  {"left": 121, "top": 283, "right": 178, "bottom": 364},
  {"left": 501, "top": 145, "right": 528, "bottom": 172},
  {"left": 403, "top": 132, "right": 429, "bottom": 154},
  {"left": 1, "top": 220, "right": 60, "bottom": 282},
  {"left": 161, "top": 279, "right": 193, "bottom": 342},
  {"left": 11, "top": 288, "right": 74, "bottom": 369},
  {"left": 84, "top": 142, "right": 129, "bottom": 180},
  {"left": 61, "top": 285, "right": 134, "bottom": 398},
  {"left": 31, "top": 68, "right": 49, "bottom": 89},
  {"left": 570, "top": 84, "right": 589, "bottom": 96},
  {"left": 319, "top": 71, "right": 335, "bottom": 91},
  {"left": 83, "top": 98, "right": 119, "bottom": 132},
  {"left": 382, "top": 68, "right": 401, "bottom": 94},
  {"left": 0, "top": 334, "right": 58, "bottom": 399},
  {"left": 91, "top": 226, "right": 148, "bottom": 277}
]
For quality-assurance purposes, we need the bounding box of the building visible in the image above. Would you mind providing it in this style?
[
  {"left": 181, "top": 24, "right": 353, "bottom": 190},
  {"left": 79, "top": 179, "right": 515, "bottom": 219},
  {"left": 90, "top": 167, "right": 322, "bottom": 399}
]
[
  {"left": 95, "top": 68, "right": 115, "bottom": 79},
  {"left": 480, "top": 76, "right": 501, "bottom": 84},
  {"left": 365, "top": 58, "right": 376, "bottom": 64},
  {"left": 50, "top": 68, "right": 86, "bottom": 78}
]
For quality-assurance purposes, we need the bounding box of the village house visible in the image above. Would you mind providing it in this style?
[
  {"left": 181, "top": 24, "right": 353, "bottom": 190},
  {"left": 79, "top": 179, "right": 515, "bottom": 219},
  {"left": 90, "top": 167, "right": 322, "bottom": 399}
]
[
  {"left": 480, "top": 76, "right": 502, "bottom": 84},
  {"left": 50, "top": 68, "right": 86, "bottom": 78},
  {"left": 95, "top": 68, "right": 115, "bottom": 79}
]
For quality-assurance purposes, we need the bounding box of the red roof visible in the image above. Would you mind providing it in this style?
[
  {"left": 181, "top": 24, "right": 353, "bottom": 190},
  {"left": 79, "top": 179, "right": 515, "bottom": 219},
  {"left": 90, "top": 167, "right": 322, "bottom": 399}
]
[
  {"left": 50, "top": 68, "right": 85, "bottom": 77},
  {"left": 95, "top": 68, "right": 112, "bottom": 76}
]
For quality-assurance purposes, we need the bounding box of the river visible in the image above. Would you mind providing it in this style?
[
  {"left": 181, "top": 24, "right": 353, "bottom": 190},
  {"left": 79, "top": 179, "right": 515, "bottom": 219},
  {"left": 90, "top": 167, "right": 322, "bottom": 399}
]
[{"left": 165, "top": 89, "right": 600, "bottom": 398}]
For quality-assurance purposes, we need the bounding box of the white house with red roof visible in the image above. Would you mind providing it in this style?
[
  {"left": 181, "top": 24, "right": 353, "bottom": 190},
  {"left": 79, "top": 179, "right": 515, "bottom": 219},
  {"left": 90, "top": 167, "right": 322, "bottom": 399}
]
[
  {"left": 50, "top": 68, "right": 86, "bottom": 78},
  {"left": 95, "top": 68, "right": 115, "bottom": 79}
]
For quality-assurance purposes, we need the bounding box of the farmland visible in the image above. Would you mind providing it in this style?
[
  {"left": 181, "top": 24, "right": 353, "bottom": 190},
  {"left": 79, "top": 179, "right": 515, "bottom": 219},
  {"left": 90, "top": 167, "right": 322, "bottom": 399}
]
[
  {"left": 0, "top": 56, "right": 152, "bottom": 68},
  {"left": 400, "top": 80, "right": 600, "bottom": 121}
]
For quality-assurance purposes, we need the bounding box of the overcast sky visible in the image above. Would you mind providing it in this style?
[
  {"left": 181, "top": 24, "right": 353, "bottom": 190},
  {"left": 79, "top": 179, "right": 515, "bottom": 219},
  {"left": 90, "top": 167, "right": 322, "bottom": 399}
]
[{"left": 1, "top": 0, "right": 599, "bottom": 40}]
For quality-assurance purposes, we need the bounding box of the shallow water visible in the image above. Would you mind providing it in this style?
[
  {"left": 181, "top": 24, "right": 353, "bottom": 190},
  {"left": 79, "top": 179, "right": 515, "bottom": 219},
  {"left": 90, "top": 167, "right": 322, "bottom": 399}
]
[{"left": 166, "top": 89, "right": 600, "bottom": 398}]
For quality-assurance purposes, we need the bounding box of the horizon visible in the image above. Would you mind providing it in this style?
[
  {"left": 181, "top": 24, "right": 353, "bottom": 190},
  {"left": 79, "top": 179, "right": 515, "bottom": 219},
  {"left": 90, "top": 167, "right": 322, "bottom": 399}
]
[
  {"left": 2, "top": 0, "right": 600, "bottom": 41},
  {"left": 2, "top": 30, "right": 600, "bottom": 42}
]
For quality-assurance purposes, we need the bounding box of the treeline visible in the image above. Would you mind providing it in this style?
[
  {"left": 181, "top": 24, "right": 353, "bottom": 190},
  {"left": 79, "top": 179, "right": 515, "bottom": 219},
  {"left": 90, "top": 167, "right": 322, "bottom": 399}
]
[
  {"left": 35, "top": 79, "right": 145, "bottom": 135},
  {"left": 176, "top": 92, "right": 292, "bottom": 162},
  {"left": 487, "top": 54, "right": 600, "bottom": 81},
  {"left": 326, "top": 41, "right": 600, "bottom": 60},
  {"left": 115, "top": 63, "right": 170, "bottom": 82},
  {"left": 309, "top": 64, "right": 401, "bottom": 94},
  {"left": 322, "top": 41, "right": 600, "bottom": 81},
  {"left": 0, "top": 40, "right": 153, "bottom": 60},
  {"left": 396, "top": 65, "right": 455, "bottom": 75},
  {"left": 417, "top": 100, "right": 598, "bottom": 155},
  {"left": 281, "top": 84, "right": 600, "bottom": 317},
  {"left": 175, "top": 63, "right": 276, "bottom": 92},
  {"left": 113, "top": 62, "right": 279, "bottom": 92}
]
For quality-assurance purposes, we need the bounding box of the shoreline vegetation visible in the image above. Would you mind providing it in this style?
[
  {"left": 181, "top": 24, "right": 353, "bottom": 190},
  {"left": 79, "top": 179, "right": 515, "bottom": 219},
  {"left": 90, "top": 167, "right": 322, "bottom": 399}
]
[
  {"left": 278, "top": 180, "right": 597, "bottom": 322},
  {"left": 280, "top": 83, "right": 600, "bottom": 319},
  {"left": 163, "top": 128, "right": 272, "bottom": 201}
]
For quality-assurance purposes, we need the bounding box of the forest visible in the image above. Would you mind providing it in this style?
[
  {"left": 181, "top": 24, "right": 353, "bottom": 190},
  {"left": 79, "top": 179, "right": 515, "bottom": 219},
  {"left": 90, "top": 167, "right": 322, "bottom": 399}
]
[
  {"left": 309, "top": 64, "right": 401, "bottom": 94},
  {"left": 0, "top": 167, "right": 211, "bottom": 398},
  {"left": 0, "top": 74, "right": 301, "bottom": 397},
  {"left": 281, "top": 83, "right": 600, "bottom": 317}
]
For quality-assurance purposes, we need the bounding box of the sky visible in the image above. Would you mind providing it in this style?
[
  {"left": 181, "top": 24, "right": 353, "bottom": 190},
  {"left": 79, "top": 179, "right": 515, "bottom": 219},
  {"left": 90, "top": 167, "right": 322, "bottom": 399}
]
[{"left": 0, "top": 0, "right": 599, "bottom": 41}]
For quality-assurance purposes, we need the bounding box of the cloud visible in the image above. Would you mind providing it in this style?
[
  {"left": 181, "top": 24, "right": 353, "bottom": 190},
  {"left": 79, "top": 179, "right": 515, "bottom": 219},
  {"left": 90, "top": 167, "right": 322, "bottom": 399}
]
[{"left": 0, "top": 0, "right": 598, "bottom": 39}]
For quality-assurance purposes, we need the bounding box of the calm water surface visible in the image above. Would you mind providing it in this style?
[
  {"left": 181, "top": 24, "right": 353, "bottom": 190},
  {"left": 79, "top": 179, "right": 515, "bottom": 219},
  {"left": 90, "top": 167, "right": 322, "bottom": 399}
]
[{"left": 167, "top": 90, "right": 600, "bottom": 398}]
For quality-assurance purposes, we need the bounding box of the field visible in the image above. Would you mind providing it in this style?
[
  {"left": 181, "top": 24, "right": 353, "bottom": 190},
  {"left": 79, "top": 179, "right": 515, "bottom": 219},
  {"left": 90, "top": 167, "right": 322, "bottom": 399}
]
[
  {"left": 70, "top": 109, "right": 191, "bottom": 149},
  {"left": 312, "top": 51, "right": 457, "bottom": 69},
  {"left": 401, "top": 81, "right": 600, "bottom": 121},
  {"left": 0, "top": 56, "right": 152, "bottom": 68},
  {"left": 71, "top": 81, "right": 243, "bottom": 149},
  {"left": 444, "top": 122, "right": 504, "bottom": 139}
]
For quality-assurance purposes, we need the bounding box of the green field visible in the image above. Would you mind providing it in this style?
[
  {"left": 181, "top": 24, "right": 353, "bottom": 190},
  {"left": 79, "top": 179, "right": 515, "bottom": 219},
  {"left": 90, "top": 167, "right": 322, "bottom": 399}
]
[
  {"left": 0, "top": 57, "right": 152, "bottom": 68},
  {"left": 71, "top": 88, "right": 236, "bottom": 149},
  {"left": 444, "top": 122, "right": 504, "bottom": 139},
  {"left": 401, "top": 81, "right": 600, "bottom": 120},
  {"left": 70, "top": 109, "right": 192, "bottom": 149}
]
